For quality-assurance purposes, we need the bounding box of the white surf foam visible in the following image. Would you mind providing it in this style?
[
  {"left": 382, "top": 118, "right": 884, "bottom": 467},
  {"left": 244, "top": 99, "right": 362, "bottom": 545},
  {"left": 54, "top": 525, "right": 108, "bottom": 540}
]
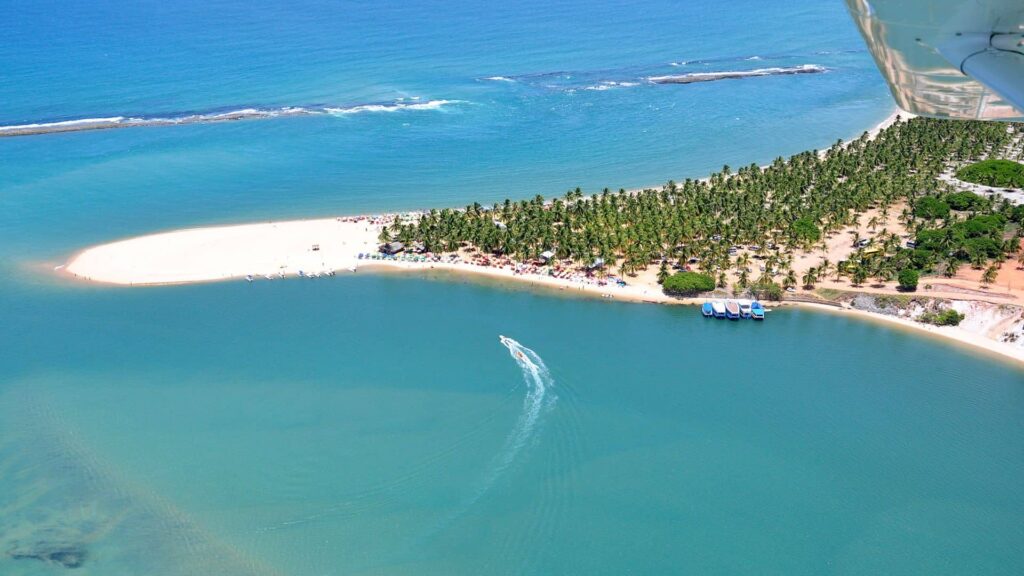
[
  {"left": 324, "top": 99, "right": 464, "bottom": 115},
  {"left": 0, "top": 99, "right": 465, "bottom": 137},
  {"left": 649, "top": 64, "right": 827, "bottom": 84},
  {"left": 583, "top": 81, "right": 641, "bottom": 91},
  {"left": 0, "top": 117, "right": 126, "bottom": 133}
]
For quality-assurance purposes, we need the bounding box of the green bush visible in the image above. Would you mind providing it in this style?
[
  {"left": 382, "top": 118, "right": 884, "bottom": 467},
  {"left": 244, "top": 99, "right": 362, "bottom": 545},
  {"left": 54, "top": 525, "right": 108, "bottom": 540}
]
[
  {"left": 790, "top": 217, "right": 821, "bottom": 244},
  {"left": 750, "top": 281, "right": 783, "bottom": 301},
  {"left": 944, "top": 191, "right": 984, "bottom": 211},
  {"left": 662, "top": 271, "right": 716, "bottom": 296},
  {"left": 1012, "top": 205, "right": 1024, "bottom": 223},
  {"left": 910, "top": 247, "right": 937, "bottom": 270},
  {"left": 964, "top": 236, "right": 1003, "bottom": 259},
  {"left": 897, "top": 268, "right": 919, "bottom": 291},
  {"left": 955, "top": 159, "right": 1024, "bottom": 188},
  {"left": 920, "top": 308, "right": 965, "bottom": 326},
  {"left": 954, "top": 214, "right": 1006, "bottom": 238},
  {"left": 914, "top": 229, "right": 947, "bottom": 252},
  {"left": 914, "top": 196, "right": 950, "bottom": 220}
]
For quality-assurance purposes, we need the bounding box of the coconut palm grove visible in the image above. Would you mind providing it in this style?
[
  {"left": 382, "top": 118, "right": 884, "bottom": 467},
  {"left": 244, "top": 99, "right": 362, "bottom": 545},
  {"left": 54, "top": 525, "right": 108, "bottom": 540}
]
[{"left": 387, "top": 117, "right": 1023, "bottom": 294}]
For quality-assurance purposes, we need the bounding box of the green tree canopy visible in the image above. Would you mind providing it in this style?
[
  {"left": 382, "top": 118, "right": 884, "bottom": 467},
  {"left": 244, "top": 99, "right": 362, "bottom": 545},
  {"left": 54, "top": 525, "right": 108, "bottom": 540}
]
[
  {"left": 897, "top": 268, "right": 919, "bottom": 291},
  {"left": 662, "top": 272, "right": 715, "bottom": 296},
  {"left": 955, "top": 159, "right": 1024, "bottom": 188},
  {"left": 790, "top": 217, "right": 821, "bottom": 244},
  {"left": 944, "top": 191, "right": 985, "bottom": 211},
  {"left": 914, "top": 196, "right": 950, "bottom": 220}
]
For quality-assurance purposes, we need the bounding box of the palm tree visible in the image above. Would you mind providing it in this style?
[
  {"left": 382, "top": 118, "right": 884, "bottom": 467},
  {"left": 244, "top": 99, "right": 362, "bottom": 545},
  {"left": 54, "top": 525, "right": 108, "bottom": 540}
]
[
  {"left": 851, "top": 266, "right": 868, "bottom": 286},
  {"left": 982, "top": 264, "right": 998, "bottom": 286},
  {"left": 944, "top": 258, "right": 960, "bottom": 278},
  {"left": 657, "top": 261, "right": 669, "bottom": 284},
  {"left": 784, "top": 269, "right": 797, "bottom": 290},
  {"left": 801, "top": 267, "right": 818, "bottom": 289},
  {"left": 818, "top": 258, "right": 832, "bottom": 280},
  {"left": 404, "top": 117, "right": 1015, "bottom": 292}
]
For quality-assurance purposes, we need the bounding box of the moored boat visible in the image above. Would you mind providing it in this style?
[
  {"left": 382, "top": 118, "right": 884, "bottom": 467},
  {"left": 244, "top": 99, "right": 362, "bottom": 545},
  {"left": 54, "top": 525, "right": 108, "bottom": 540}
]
[
  {"left": 737, "top": 299, "right": 752, "bottom": 319},
  {"left": 711, "top": 300, "right": 727, "bottom": 319},
  {"left": 701, "top": 302, "right": 714, "bottom": 317},
  {"left": 724, "top": 300, "right": 741, "bottom": 319},
  {"left": 751, "top": 300, "right": 765, "bottom": 320}
]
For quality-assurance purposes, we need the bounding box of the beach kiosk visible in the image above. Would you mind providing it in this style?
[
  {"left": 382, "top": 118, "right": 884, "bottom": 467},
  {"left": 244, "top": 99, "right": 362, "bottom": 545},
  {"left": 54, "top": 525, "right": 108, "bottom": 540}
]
[
  {"left": 381, "top": 241, "right": 405, "bottom": 255},
  {"left": 539, "top": 250, "right": 555, "bottom": 264}
]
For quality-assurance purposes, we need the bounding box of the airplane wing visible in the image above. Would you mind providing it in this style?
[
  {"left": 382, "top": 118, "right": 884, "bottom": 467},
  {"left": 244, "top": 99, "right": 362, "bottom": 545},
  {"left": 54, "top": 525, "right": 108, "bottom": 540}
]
[{"left": 845, "top": 0, "right": 1024, "bottom": 121}]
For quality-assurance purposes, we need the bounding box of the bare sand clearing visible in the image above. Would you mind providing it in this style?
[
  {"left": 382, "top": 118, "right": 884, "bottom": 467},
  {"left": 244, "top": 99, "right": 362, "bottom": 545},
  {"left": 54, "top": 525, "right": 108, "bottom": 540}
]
[{"left": 65, "top": 218, "right": 381, "bottom": 285}]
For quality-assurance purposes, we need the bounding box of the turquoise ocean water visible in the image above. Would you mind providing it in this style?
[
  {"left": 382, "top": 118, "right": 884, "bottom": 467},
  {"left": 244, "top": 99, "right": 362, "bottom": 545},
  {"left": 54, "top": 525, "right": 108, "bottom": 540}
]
[{"left": 1, "top": 1, "right": 1022, "bottom": 574}]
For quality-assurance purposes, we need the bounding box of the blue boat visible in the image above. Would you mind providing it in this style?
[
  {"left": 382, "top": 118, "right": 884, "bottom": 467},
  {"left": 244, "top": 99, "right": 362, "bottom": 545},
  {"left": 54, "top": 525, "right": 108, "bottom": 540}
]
[
  {"left": 751, "top": 301, "right": 765, "bottom": 320},
  {"left": 725, "top": 300, "right": 741, "bottom": 320},
  {"left": 701, "top": 302, "right": 714, "bottom": 317}
]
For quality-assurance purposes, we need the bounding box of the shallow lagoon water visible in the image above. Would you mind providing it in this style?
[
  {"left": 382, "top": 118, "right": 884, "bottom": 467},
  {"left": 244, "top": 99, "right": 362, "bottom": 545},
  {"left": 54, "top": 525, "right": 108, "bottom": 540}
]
[
  {"left": 1, "top": 0, "right": 1023, "bottom": 574},
  {"left": 1, "top": 276, "right": 1022, "bottom": 575}
]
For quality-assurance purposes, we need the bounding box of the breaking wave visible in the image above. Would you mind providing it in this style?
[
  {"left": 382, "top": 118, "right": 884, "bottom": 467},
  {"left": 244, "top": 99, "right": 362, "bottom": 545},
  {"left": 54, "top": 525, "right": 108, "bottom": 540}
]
[
  {"left": 649, "top": 64, "right": 827, "bottom": 85},
  {"left": 483, "top": 55, "right": 831, "bottom": 94},
  {"left": 324, "top": 99, "right": 463, "bottom": 115},
  {"left": 583, "top": 81, "right": 641, "bottom": 91},
  {"left": 0, "top": 99, "right": 466, "bottom": 137}
]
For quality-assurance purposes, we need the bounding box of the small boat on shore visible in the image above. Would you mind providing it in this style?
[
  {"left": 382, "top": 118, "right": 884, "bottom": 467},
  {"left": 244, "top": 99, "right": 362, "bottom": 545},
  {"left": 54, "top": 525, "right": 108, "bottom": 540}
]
[
  {"left": 725, "top": 300, "right": 741, "bottom": 320},
  {"left": 701, "top": 302, "right": 714, "bottom": 317},
  {"left": 711, "top": 300, "right": 727, "bottom": 319},
  {"left": 751, "top": 301, "right": 765, "bottom": 320}
]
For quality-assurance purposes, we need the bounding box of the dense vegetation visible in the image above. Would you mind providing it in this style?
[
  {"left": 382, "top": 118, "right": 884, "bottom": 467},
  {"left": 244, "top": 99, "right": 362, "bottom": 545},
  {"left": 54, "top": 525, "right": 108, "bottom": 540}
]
[
  {"left": 920, "top": 308, "right": 965, "bottom": 326},
  {"left": 384, "top": 117, "right": 1021, "bottom": 294},
  {"left": 956, "top": 159, "right": 1024, "bottom": 188},
  {"left": 662, "top": 272, "right": 715, "bottom": 296},
  {"left": 897, "top": 268, "right": 919, "bottom": 291}
]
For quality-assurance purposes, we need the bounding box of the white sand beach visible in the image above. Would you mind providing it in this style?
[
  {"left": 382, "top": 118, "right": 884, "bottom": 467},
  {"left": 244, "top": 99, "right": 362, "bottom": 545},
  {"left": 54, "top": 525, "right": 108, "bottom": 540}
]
[{"left": 65, "top": 217, "right": 381, "bottom": 285}]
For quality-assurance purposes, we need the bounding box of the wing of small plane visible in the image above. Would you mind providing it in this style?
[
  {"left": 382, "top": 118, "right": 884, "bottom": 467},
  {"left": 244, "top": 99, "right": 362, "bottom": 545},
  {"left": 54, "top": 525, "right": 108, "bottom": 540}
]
[{"left": 845, "top": 0, "right": 1024, "bottom": 121}]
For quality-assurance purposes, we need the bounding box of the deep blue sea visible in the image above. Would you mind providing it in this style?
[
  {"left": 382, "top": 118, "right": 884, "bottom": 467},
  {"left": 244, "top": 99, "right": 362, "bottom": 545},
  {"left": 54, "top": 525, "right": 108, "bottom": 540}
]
[{"left": 1, "top": 1, "right": 1022, "bottom": 575}]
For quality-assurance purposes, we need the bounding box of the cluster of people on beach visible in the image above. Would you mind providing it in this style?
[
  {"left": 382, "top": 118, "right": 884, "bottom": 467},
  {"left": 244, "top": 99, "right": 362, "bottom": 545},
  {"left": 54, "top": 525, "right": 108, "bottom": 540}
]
[
  {"left": 336, "top": 212, "right": 424, "bottom": 226},
  {"left": 357, "top": 249, "right": 629, "bottom": 290}
]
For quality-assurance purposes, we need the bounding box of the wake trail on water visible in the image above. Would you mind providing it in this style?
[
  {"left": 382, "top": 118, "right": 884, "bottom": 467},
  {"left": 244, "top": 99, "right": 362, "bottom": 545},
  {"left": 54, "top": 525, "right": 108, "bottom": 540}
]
[
  {"left": 421, "top": 336, "right": 555, "bottom": 538},
  {"left": 487, "top": 336, "right": 555, "bottom": 491},
  {"left": 259, "top": 337, "right": 555, "bottom": 537}
]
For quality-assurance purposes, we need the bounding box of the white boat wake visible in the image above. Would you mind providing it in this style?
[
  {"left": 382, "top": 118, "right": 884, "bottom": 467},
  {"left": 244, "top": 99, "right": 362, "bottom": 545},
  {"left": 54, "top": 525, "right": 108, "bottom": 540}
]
[
  {"left": 430, "top": 336, "right": 555, "bottom": 532},
  {"left": 257, "top": 337, "right": 555, "bottom": 537},
  {"left": 490, "top": 335, "right": 555, "bottom": 484}
]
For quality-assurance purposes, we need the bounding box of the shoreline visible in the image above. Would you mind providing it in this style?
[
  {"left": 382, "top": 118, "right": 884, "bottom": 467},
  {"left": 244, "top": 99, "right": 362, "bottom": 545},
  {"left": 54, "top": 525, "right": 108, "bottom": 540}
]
[
  {"left": 56, "top": 107, "right": 1024, "bottom": 365},
  {"left": 59, "top": 229, "right": 1024, "bottom": 367}
]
